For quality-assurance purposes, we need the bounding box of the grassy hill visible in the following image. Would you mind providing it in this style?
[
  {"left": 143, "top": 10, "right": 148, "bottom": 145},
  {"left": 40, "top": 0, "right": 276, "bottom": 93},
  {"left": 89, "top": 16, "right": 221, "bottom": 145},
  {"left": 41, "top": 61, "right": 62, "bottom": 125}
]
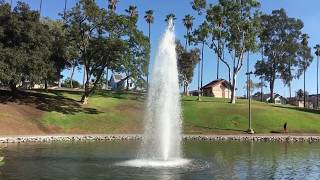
[{"left": 0, "top": 89, "right": 319, "bottom": 135}]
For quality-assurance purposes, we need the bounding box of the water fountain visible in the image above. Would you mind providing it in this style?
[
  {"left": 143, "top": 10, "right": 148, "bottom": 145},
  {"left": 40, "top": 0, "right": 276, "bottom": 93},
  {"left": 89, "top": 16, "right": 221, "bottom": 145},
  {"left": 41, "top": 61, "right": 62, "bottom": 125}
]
[{"left": 118, "top": 18, "right": 189, "bottom": 167}]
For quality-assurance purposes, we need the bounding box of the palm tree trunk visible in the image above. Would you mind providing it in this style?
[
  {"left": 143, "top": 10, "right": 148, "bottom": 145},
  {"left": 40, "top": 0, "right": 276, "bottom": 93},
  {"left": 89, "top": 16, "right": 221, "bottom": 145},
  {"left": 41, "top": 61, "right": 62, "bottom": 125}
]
[
  {"left": 317, "top": 55, "right": 319, "bottom": 109},
  {"left": 247, "top": 51, "right": 250, "bottom": 99},
  {"left": 304, "top": 67, "right": 306, "bottom": 108},
  {"left": 197, "top": 53, "right": 201, "bottom": 101},
  {"left": 39, "top": 0, "right": 43, "bottom": 16},
  {"left": 200, "top": 41, "right": 204, "bottom": 96},
  {"left": 147, "top": 22, "right": 151, "bottom": 90},
  {"left": 64, "top": 0, "right": 67, "bottom": 16},
  {"left": 260, "top": 78, "right": 263, "bottom": 102},
  {"left": 185, "top": 29, "right": 188, "bottom": 50}
]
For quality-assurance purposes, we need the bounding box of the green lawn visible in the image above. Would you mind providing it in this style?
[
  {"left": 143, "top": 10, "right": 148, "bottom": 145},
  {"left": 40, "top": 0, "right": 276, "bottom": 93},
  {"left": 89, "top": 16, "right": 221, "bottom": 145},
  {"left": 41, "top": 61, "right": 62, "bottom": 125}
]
[{"left": 31, "top": 90, "right": 320, "bottom": 134}]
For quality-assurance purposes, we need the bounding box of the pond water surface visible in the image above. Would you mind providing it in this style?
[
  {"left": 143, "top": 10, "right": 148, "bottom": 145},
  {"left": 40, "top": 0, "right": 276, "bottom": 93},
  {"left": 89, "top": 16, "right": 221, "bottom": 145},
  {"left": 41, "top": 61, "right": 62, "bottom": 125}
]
[{"left": 0, "top": 141, "right": 319, "bottom": 179}]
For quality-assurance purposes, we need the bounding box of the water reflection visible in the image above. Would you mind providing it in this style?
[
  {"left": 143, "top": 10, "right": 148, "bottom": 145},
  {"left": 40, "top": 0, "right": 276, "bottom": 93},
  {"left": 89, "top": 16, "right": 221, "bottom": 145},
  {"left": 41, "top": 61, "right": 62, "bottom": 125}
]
[{"left": 0, "top": 141, "right": 319, "bottom": 179}]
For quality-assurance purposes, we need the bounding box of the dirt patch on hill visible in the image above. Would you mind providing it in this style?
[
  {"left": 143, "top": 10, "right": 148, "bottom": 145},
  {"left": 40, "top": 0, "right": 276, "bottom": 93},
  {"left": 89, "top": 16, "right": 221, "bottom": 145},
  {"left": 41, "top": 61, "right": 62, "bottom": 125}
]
[{"left": 0, "top": 102, "right": 63, "bottom": 135}]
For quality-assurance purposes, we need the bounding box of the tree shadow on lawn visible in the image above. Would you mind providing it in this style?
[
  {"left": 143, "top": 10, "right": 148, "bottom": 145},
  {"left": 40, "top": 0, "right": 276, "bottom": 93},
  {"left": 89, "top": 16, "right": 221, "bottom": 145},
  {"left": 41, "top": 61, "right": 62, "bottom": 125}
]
[
  {"left": 272, "top": 105, "right": 320, "bottom": 115},
  {"left": 0, "top": 90, "right": 101, "bottom": 115},
  {"left": 192, "top": 125, "right": 246, "bottom": 133},
  {"left": 95, "top": 90, "right": 146, "bottom": 101}
]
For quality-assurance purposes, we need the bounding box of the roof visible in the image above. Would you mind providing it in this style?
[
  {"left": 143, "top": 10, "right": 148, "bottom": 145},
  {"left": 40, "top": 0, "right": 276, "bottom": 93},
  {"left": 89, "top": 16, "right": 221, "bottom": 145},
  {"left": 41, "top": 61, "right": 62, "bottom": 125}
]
[
  {"left": 111, "top": 74, "right": 126, "bottom": 83},
  {"left": 253, "top": 93, "right": 287, "bottom": 101},
  {"left": 201, "top": 79, "right": 232, "bottom": 90}
]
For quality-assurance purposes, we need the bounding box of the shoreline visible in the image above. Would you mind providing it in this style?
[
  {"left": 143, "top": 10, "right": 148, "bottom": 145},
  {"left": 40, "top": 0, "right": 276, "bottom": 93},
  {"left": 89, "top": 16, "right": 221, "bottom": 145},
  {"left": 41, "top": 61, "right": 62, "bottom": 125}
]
[{"left": 1, "top": 134, "right": 320, "bottom": 143}]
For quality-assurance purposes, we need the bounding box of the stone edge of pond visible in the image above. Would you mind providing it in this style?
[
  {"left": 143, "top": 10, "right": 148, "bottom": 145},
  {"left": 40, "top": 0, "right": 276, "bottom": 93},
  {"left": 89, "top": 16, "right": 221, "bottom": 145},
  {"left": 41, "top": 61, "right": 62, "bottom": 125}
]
[{"left": 1, "top": 134, "right": 320, "bottom": 143}]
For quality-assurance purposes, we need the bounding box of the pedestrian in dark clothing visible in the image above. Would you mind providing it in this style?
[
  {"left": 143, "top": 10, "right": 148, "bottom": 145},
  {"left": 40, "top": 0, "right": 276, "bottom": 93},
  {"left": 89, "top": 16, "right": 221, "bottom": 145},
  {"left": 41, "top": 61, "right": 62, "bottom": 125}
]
[{"left": 283, "top": 122, "right": 288, "bottom": 133}]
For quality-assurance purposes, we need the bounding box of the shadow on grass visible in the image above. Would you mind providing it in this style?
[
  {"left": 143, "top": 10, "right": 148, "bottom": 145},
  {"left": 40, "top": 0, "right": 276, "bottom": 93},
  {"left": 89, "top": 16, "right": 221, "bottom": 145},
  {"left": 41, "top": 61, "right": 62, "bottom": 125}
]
[
  {"left": 95, "top": 90, "right": 146, "bottom": 101},
  {"left": 0, "top": 90, "right": 101, "bottom": 115},
  {"left": 272, "top": 105, "right": 320, "bottom": 115},
  {"left": 193, "top": 125, "right": 246, "bottom": 132}
]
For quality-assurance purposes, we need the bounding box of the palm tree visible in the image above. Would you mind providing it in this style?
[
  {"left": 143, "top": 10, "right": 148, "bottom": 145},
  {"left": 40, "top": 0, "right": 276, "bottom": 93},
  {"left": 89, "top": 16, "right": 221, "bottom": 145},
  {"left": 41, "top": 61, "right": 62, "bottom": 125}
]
[
  {"left": 108, "top": 0, "right": 119, "bottom": 12},
  {"left": 125, "top": 5, "right": 138, "bottom": 18},
  {"left": 144, "top": 10, "right": 154, "bottom": 89},
  {"left": 165, "top": 13, "right": 177, "bottom": 24},
  {"left": 301, "top": 33, "right": 309, "bottom": 108},
  {"left": 182, "top": 14, "right": 195, "bottom": 49},
  {"left": 315, "top": 44, "right": 320, "bottom": 109},
  {"left": 193, "top": 22, "right": 209, "bottom": 98},
  {"left": 296, "top": 89, "right": 304, "bottom": 101}
]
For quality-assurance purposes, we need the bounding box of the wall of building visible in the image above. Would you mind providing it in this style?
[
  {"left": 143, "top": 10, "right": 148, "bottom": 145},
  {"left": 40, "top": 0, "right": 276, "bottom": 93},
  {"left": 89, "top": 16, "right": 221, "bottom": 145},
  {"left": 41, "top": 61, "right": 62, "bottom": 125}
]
[{"left": 203, "top": 82, "right": 231, "bottom": 98}]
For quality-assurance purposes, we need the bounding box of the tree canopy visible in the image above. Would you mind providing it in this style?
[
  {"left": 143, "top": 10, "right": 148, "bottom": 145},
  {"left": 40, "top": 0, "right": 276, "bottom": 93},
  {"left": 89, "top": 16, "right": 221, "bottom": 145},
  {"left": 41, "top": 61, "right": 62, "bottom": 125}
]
[{"left": 254, "top": 9, "right": 312, "bottom": 102}]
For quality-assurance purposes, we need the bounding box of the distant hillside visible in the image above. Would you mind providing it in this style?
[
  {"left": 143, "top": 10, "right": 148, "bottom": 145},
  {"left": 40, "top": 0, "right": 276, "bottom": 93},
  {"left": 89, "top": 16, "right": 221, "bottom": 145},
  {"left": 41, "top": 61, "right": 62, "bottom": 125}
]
[{"left": 0, "top": 90, "right": 319, "bottom": 135}]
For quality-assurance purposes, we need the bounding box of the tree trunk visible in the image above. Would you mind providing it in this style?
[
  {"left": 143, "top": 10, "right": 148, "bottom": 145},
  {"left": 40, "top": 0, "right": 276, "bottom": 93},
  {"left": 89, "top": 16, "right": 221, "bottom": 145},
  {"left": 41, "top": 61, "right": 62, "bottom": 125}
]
[
  {"left": 57, "top": 69, "right": 61, "bottom": 88},
  {"left": 185, "top": 29, "right": 188, "bottom": 50},
  {"left": 230, "top": 74, "right": 237, "bottom": 104},
  {"left": 80, "top": 65, "right": 106, "bottom": 104},
  {"left": 269, "top": 79, "right": 275, "bottom": 103},
  {"left": 44, "top": 79, "right": 48, "bottom": 92},
  {"left": 197, "top": 51, "right": 201, "bottom": 101},
  {"left": 200, "top": 42, "right": 204, "bottom": 96},
  {"left": 126, "top": 71, "right": 129, "bottom": 91},
  {"left": 317, "top": 55, "right": 319, "bottom": 109},
  {"left": 81, "top": 80, "right": 90, "bottom": 105},
  {"left": 9, "top": 81, "right": 17, "bottom": 96},
  {"left": 289, "top": 82, "right": 292, "bottom": 99},
  {"left": 82, "top": 65, "right": 86, "bottom": 89},
  {"left": 147, "top": 22, "right": 151, "bottom": 90},
  {"left": 304, "top": 68, "right": 306, "bottom": 108},
  {"left": 106, "top": 66, "right": 109, "bottom": 89},
  {"left": 70, "top": 65, "right": 75, "bottom": 88},
  {"left": 260, "top": 78, "right": 263, "bottom": 102}
]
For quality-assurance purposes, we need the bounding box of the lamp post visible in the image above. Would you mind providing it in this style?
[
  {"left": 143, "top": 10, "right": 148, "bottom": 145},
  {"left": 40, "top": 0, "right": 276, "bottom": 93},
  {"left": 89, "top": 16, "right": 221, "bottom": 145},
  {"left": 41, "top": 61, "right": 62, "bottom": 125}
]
[
  {"left": 246, "top": 51, "right": 254, "bottom": 134},
  {"left": 246, "top": 71, "right": 254, "bottom": 134}
]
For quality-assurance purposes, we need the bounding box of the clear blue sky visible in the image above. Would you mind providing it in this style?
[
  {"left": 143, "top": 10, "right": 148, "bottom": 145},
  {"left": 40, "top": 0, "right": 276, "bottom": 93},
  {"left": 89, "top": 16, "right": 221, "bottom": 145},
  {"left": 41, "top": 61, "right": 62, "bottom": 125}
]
[{"left": 9, "top": 0, "right": 320, "bottom": 97}]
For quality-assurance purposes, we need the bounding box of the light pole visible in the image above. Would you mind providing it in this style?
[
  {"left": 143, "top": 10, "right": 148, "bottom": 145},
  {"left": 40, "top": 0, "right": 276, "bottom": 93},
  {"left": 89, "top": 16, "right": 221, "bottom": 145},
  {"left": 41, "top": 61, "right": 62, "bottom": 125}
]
[
  {"left": 246, "top": 51, "right": 254, "bottom": 134},
  {"left": 246, "top": 71, "right": 254, "bottom": 134}
]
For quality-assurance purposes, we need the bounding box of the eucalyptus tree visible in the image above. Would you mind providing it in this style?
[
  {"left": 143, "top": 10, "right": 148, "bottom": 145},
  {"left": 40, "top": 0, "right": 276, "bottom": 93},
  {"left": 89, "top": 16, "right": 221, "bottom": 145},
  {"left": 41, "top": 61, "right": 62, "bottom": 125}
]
[
  {"left": 144, "top": 9, "right": 154, "bottom": 88},
  {"left": 176, "top": 41, "right": 200, "bottom": 95},
  {"left": 192, "top": 0, "right": 261, "bottom": 104},
  {"left": 255, "top": 9, "right": 312, "bottom": 102},
  {"left": 182, "top": 14, "right": 195, "bottom": 49},
  {"left": 314, "top": 44, "right": 320, "bottom": 109}
]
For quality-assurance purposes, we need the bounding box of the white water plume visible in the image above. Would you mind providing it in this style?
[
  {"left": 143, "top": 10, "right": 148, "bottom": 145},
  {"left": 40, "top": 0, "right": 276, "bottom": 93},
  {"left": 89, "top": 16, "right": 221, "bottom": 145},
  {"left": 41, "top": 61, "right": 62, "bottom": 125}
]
[{"left": 139, "top": 18, "right": 183, "bottom": 161}]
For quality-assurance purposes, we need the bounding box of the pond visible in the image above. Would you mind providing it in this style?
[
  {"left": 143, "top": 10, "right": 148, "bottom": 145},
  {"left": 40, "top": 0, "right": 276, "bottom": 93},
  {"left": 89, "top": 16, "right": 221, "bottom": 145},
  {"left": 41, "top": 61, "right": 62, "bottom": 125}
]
[{"left": 0, "top": 141, "right": 319, "bottom": 179}]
